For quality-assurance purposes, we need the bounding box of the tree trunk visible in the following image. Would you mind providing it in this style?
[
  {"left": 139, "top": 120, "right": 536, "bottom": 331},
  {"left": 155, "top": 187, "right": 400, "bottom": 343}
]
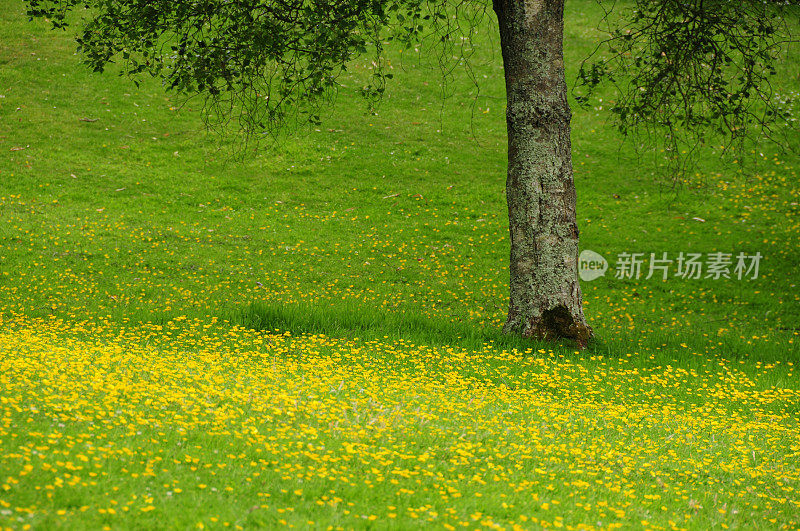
[{"left": 493, "top": 0, "right": 592, "bottom": 347}]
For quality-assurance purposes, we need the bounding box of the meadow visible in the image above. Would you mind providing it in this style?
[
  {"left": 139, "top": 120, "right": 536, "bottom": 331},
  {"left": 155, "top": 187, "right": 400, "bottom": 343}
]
[{"left": 1, "top": 0, "right": 799, "bottom": 529}]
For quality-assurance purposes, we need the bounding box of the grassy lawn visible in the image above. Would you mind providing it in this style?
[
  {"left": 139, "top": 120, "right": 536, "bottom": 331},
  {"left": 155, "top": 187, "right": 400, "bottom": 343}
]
[{"left": 1, "top": 0, "right": 799, "bottom": 529}]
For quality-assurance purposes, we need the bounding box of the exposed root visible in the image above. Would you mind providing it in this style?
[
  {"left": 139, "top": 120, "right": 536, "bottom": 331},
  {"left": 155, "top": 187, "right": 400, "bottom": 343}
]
[{"left": 505, "top": 305, "right": 593, "bottom": 349}]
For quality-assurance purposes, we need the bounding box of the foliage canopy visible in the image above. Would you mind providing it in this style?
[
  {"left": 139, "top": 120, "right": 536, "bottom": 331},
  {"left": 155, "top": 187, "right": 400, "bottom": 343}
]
[{"left": 26, "top": 0, "right": 799, "bottom": 171}]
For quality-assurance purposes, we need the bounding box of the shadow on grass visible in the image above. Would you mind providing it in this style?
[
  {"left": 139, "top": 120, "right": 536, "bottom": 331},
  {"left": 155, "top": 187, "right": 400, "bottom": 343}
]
[
  {"left": 230, "top": 301, "right": 800, "bottom": 363},
  {"left": 231, "top": 301, "right": 584, "bottom": 354}
]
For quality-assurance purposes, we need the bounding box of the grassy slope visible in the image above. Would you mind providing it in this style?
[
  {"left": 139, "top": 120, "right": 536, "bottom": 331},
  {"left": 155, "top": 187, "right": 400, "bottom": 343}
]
[
  {"left": 1, "top": 0, "right": 799, "bottom": 529},
  {"left": 1, "top": 2, "right": 798, "bottom": 357},
  {"left": 1, "top": 3, "right": 798, "bottom": 359}
]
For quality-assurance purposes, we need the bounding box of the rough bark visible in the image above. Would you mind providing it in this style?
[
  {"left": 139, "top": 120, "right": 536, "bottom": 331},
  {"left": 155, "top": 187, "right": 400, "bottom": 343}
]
[{"left": 493, "top": 0, "right": 592, "bottom": 347}]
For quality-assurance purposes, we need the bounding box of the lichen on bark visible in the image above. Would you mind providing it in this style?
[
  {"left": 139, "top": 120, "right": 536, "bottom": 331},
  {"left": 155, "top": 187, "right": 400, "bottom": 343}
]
[{"left": 494, "top": 0, "right": 592, "bottom": 348}]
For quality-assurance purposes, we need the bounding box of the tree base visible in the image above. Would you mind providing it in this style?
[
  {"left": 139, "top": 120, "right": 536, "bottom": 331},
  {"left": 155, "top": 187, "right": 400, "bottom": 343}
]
[{"left": 504, "top": 305, "right": 593, "bottom": 349}]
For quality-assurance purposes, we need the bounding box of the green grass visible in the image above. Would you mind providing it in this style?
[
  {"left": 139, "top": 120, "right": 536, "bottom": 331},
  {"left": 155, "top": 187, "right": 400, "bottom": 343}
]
[
  {"left": 1, "top": 320, "right": 799, "bottom": 530},
  {"left": 1, "top": 0, "right": 799, "bottom": 529}
]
